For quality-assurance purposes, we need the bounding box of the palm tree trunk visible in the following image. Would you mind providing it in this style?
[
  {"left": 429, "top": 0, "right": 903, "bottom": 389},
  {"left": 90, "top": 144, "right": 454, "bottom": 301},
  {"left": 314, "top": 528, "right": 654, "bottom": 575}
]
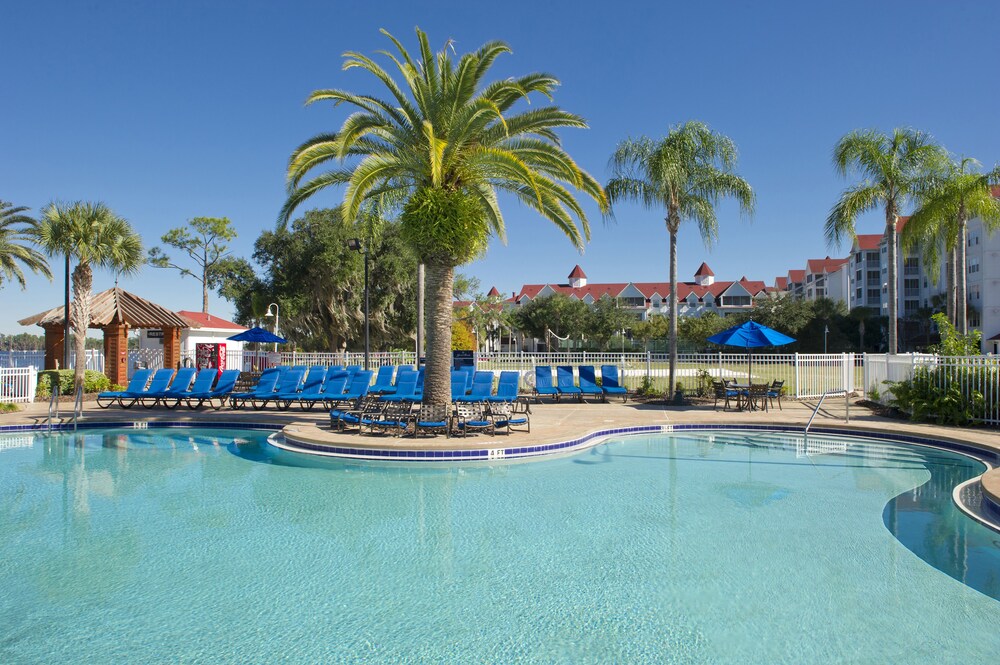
[
  {"left": 423, "top": 260, "right": 455, "bottom": 406},
  {"left": 667, "top": 216, "right": 678, "bottom": 398},
  {"left": 886, "top": 214, "right": 898, "bottom": 354},
  {"left": 956, "top": 208, "right": 968, "bottom": 334},
  {"left": 71, "top": 261, "right": 93, "bottom": 392},
  {"left": 946, "top": 245, "right": 956, "bottom": 325}
]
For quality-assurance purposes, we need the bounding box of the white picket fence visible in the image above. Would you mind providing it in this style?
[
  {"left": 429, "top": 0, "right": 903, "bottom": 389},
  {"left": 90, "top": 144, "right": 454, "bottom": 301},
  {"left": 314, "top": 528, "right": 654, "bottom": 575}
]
[{"left": 0, "top": 366, "right": 38, "bottom": 403}]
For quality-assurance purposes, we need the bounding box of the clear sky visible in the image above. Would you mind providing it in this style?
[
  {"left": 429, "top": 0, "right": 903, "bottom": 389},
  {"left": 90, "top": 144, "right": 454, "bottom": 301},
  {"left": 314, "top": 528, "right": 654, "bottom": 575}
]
[{"left": 3, "top": 0, "right": 999, "bottom": 336}]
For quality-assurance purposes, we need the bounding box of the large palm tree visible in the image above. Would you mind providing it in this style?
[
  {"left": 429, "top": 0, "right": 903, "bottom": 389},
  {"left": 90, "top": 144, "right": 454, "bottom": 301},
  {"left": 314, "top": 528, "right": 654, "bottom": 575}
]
[
  {"left": 0, "top": 201, "right": 52, "bottom": 289},
  {"left": 279, "top": 28, "right": 607, "bottom": 405},
  {"left": 903, "top": 157, "right": 1000, "bottom": 334},
  {"left": 606, "top": 121, "right": 754, "bottom": 395},
  {"left": 36, "top": 202, "right": 143, "bottom": 391},
  {"left": 826, "top": 128, "right": 946, "bottom": 354}
]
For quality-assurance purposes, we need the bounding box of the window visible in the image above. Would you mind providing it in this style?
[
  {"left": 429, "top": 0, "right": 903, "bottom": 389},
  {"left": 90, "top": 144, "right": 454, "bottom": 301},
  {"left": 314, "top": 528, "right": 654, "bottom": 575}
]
[
  {"left": 867, "top": 251, "right": 880, "bottom": 262},
  {"left": 723, "top": 296, "right": 751, "bottom": 307},
  {"left": 904, "top": 278, "right": 920, "bottom": 297},
  {"left": 866, "top": 270, "right": 880, "bottom": 286},
  {"left": 903, "top": 257, "right": 920, "bottom": 275},
  {"left": 618, "top": 296, "right": 645, "bottom": 307},
  {"left": 904, "top": 300, "right": 920, "bottom": 316},
  {"left": 867, "top": 288, "right": 880, "bottom": 301},
  {"left": 856, "top": 288, "right": 863, "bottom": 299},
  {"left": 969, "top": 258, "right": 980, "bottom": 274}
]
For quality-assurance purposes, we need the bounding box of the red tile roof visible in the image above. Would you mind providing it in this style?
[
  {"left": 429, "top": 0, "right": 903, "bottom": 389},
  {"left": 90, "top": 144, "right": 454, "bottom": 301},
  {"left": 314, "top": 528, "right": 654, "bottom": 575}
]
[
  {"left": 806, "top": 256, "right": 848, "bottom": 274},
  {"left": 568, "top": 265, "right": 587, "bottom": 279},
  {"left": 787, "top": 270, "right": 806, "bottom": 283},
  {"left": 991, "top": 185, "right": 1000, "bottom": 198},
  {"left": 896, "top": 215, "right": 910, "bottom": 233},
  {"left": 694, "top": 262, "right": 715, "bottom": 277},
  {"left": 487, "top": 286, "right": 501, "bottom": 297},
  {"left": 856, "top": 234, "right": 882, "bottom": 251},
  {"left": 775, "top": 276, "right": 789, "bottom": 290},
  {"left": 176, "top": 310, "right": 245, "bottom": 330}
]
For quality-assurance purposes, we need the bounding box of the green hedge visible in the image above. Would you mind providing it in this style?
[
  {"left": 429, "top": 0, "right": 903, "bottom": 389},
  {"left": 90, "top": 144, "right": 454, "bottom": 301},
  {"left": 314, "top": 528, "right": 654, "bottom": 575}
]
[{"left": 36, "top": 370, "right": 111, "bottom": 398}]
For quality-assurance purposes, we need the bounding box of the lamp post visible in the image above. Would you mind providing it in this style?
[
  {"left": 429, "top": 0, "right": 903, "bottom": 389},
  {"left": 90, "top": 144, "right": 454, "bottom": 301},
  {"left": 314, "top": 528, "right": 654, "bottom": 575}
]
[
  {"left": 346, "top": 238, "right": 370, "bottom": 371},
  {"left": 823, "top": 324, "right": 829, "bottom": 354},
  {"left": 265, "top": 302, "right": 280, "bottom": 352}
]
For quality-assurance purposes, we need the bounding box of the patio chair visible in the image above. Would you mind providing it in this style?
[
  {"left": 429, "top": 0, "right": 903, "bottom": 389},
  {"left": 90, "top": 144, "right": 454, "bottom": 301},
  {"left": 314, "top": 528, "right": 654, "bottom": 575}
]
[
  {"left": 746, "top": 383, "right": 770, "bottom": 412},
  {"left": 380, "top": 374, "right": 418, "bottom": 402},
  {"left": 163, "top": 368, "right": 218, "bottom": 410},
  {"left": 456, "top": 371, "right": 495, "bottom": 403},
  {"left": 453, "top": 402, "right": 495, "bottom": 437},
  {"left": 185, "top": 369, "right": 241, "bottom": 410},
  {"left": 533, "top": 365, "right": 558, "bottom": 402},
  {"left": 768, "top": 380, "right": 785, "bottom": 411},
  {"left": 556, "top": 366, "right": 582, "bottom": 402},
  {"left": 296, "top": 368, "right": 349, "bottom": 411},
  {"left": 412, "top": 404, "right": 451, "bottom": 438},
  {"left": 577, "top": 365, "right": 604, "bottom": 401},
  {"left": 250, "top": 367, "right": 305, "bottom": 410},
  {"left": 274, "top": 365, "right": 326, "bottom": 410},
  {"left": 599, "top": 365, "right": 628, "bottom": 403},
  {"left": 228, "top": 366, "right": 284, "bottom": 409},
  {"left": 712, "top": 380, "right": 739, "bottom": 411},
  {"left": 487, "top": 371, "right": 521, "bottom": 403},
  {"left": 364, "top": 400, "right": 413, "bottom": 437},
  {"left": 489, "top": 401, "right": 530, "bottom": 434},
  {"left": 331, "top": 395, "right": 382, "bottom": 432},
  {"left": 139, "top": 367, "right": 196, "bottom": 408},
  {"left": 120, "top": 368, "right": 175, "bottom": 409},
  {"left": 96, "top": 368, "right": 152, "bottom": 408},
  {"left": 370, "top": 365, "right": 397, "bottom": 394}
]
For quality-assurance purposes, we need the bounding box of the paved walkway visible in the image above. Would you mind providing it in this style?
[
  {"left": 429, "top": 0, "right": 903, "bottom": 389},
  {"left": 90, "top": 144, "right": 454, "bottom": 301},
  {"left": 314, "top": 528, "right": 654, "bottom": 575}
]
[{"left": 4, "top": 395, "right": 999, "bottom": 457}]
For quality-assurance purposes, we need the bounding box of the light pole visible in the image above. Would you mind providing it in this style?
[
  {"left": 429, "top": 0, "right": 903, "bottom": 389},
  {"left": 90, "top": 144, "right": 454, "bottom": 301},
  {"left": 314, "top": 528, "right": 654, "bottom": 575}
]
[
  {"left": 823, "top": 324, "right": 829, "bottom": 354},
  {"left": 346, "top": 238, "right": 370, "bottom": 371},
  {"left": 265, "top": 302, "right": 280, "bottom": 352}
]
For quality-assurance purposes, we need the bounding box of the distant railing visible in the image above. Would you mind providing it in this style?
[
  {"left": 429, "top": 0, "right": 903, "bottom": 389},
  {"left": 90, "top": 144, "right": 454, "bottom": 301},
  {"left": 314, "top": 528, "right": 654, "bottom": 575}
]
[{"left": 0, "top": 366, "right": 38, "bottom": 403}]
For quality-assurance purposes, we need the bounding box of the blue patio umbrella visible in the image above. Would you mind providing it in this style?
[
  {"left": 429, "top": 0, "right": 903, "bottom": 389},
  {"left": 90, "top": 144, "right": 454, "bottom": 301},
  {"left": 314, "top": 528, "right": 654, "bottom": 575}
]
[
  {"left": 227, "top": 326, "right": 287, "bottom": 344},
  {"left": 707, "top": 321, "right": 795, "bottom": 382}
]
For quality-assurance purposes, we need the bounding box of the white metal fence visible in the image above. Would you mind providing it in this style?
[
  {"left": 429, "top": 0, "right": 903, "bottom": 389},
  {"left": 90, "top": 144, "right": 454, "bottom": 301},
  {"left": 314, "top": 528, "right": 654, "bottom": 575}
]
[
  {"left": 864, "top": 353, "right": 1000, "bottom": 426},
  {"left": 0, "top": 366, "right": 38, "bottom": 403}
]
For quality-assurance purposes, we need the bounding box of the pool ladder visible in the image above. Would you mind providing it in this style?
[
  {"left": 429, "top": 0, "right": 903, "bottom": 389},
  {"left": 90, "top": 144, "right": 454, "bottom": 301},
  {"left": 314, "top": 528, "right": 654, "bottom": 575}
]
[
  {"left": 46, "top": 384, "right": 83, "bottom": 433},
  {"left": 805, "top": 390, "right": 850, "bottom": 433}
]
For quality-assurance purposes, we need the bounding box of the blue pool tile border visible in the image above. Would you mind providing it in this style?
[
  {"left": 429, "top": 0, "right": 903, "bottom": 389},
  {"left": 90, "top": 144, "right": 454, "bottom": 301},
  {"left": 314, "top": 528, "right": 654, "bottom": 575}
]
[{"left": 0, "top": 421, "right": 284, "bottom": 434}]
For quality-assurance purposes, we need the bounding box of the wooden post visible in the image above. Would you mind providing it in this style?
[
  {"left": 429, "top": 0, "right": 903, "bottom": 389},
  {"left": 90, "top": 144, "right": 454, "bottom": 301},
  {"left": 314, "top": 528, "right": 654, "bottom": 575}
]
[
  {"left": 43, "top": 326, "right": 64, "bottom": 370},
  {"left": 103, "top": 324, "right": 129, "bottom": 386},
  {"left": 162, "top": 327, "right": 181, "bottom": 369}
]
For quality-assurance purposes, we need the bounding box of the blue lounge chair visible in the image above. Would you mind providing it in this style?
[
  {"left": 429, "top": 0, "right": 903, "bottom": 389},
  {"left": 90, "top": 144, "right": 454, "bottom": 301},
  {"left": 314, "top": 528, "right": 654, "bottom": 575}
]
[
  {"left": 96, "top": 369, "right": 152, "bottom": 408},
  {"left": 163, "top": 368, "right": 219, "bottom": 410},
  {"left": 556, "top": 366, "right": 582, "bottom": 402},
  {"left": 329, "top": 370, "right": 374, "bottom": 408},
  {"left": 413, "top": 368, "right": 425, "bottom": 399},
  {"left": 275, "top": 365, "right": 326, "bottom": 410},
  {"left": 456, "top": 371, "right": 495, "bottom": 403},
  {"left": 370, "top": 365, "right": 397, "bottom": 394},
  {"left": 120, "top": 368, "right": 175, "bottom": 409},
  {"left": 451, "top": 371, "right": 469, "bottom": 401},
  {"left": 381, "top": 374, "right": 418, "bottom": 402},
  {"left": 229, "top": 367, "right": 284, "bottom": 409},
  {"left": 600, "top": 365, "right": 628, "bottom": 403},
  {"left": 490, "top": 401, "right": 530, "bottom": 434},
  {"left": 297, "top": 369, "right": 350, "bottom": 411},
  {"left": 185, "top": 369, "right": 241, "bottom": 410},
  {"left": 251, "top": 367, "right": 305, "bottom": 410},
  {"left": 487, "top": 371, "right": 521, "bottom": 403},
  {"left": 577, "top": 365, "right": 605, "bottom": 401},
  {"left": 382, "top": 366, "right": 415, "bottom": 395},
  {"left": 453, "top": 402, "right": 495, "bottom": 437},
  {"left": 139, "top": 367, "right": 196, "bottom": 408},
  {"left": 533, "top": 366, "right": 558, "bottom": 402}
]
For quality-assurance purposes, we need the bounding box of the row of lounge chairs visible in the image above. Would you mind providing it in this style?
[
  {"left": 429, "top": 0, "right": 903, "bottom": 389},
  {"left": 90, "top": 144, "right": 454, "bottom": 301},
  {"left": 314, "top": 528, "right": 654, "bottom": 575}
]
[
  {"left": 330, "top": 397, "right": 529, "bottom": 438},
  {"left": 532, "top": 365, "right": 628, "bottom": 403},
  {"left": 97, "top": 367, "right": 242, "bottom": 409}
]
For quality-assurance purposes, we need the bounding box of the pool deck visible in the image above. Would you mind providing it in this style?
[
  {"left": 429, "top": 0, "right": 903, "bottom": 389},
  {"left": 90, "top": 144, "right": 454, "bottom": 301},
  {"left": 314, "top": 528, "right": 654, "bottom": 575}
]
[{"left": 4, "top": 395, "right": 999, "bottom": 457}]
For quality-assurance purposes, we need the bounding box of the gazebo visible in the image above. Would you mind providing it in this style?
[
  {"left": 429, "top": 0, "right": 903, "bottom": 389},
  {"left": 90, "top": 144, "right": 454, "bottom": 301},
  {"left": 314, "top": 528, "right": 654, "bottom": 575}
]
[{"left": 18, "top": 287, "right": 194, "bottom": 386}]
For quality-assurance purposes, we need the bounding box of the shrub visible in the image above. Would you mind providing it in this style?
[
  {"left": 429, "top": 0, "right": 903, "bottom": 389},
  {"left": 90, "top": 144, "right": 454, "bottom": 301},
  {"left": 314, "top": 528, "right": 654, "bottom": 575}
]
[
  {"left": 36, "top": 370, "right": 111, "bottom": 398},
  {"left": 0, "top": 402, "right": 20, "bottom": 414}
]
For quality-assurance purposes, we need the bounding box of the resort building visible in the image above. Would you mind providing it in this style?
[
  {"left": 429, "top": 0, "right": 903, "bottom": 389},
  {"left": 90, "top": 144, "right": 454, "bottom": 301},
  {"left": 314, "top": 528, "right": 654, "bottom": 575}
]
[{"left": 138, "top": 310, "right": 247, "bottom": 363}]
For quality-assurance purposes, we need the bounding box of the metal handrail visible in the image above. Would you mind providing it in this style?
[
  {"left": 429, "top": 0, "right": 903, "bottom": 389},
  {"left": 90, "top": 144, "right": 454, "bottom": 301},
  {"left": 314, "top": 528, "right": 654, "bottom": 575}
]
[
  {"left": 805, "top": 389, "right": 850, "bottom": 433},
  {"left": 47, "top": 387, "right": 59, "bottom": 433}
]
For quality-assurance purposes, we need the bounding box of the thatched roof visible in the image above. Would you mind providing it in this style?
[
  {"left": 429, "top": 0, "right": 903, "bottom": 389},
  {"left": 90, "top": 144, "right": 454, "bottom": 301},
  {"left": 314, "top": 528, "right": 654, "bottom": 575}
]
[{"left": 18, "top": 287, "right": 194, "bottom": 329}]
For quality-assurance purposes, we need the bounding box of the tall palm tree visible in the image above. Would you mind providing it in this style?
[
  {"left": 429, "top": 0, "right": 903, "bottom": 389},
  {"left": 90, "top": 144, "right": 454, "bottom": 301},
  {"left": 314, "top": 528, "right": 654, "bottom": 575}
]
[
  {"left": 36, "top": 202, "right": 143, "bottom": 390},
  {"left": 0, "top": 201, "right": 52, "bottom": 289},
  {"left": 606, "top": 121, "right": 754, "bottom": 395},
  {"left": 903, "top": 157, "right": 1000, "bottom": 334},
  {"left": 826, "top": 128, "right": 946, "bottom": 354},
  {"left": 279, "top": 28, "right": 606, "bottom": 405}
]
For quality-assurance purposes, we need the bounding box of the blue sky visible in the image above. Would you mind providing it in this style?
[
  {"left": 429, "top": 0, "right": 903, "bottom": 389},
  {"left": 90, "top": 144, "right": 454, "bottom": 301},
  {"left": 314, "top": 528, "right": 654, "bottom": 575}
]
[{"left": 3, "top": 0, "right": 999, "bottom": 336}]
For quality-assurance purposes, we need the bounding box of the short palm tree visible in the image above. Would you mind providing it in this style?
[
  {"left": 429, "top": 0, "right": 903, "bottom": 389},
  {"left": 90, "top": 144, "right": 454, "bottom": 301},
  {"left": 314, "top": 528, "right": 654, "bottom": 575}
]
[
  {"left": 606, "top": 121, "right": 754, "bottom": 394},
  {"left": 280, "top": 28, "right": 607, "bottom": 405},
  {"left": 36, "top": 202, "right": 143, "bottom": 390},
  {"left": 826, "top": 128, "right": 946, "bottom": 354},
  {"left": 903, "top": 157, "right": 1000, "bottom": 334},
  {"left": 0, "top": 201, "right": 52, "bottom": 289}
]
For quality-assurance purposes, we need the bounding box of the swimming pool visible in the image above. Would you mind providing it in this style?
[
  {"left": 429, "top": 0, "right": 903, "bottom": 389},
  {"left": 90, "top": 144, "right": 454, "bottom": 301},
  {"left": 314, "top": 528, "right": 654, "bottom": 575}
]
[{"left": 1, "top": 426, "right": 998, "bottom": 663}]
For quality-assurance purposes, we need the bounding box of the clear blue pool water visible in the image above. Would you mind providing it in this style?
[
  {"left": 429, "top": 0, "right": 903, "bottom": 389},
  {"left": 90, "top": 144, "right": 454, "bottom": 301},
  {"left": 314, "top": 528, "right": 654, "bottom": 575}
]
[{"left": 1, "top": 427, "right": 998, "bottom": 663}]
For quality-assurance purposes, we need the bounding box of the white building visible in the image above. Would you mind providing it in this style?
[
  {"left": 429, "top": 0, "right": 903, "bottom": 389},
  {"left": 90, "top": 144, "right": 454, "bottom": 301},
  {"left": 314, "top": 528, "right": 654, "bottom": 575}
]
[{"left": 138, "top": 310, "right": 247, "bottom": 356}]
